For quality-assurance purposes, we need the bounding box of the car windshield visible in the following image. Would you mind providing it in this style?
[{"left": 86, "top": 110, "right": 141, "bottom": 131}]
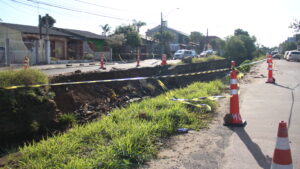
[{"left": 176, "top": 50, "right": 184, "bottom": 54}]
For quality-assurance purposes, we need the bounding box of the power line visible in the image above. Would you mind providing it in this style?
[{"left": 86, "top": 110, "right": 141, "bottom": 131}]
[
  {"left": 72, "top": 0, "right": 155, "bottom": 15},
  {"left": 11, "top": 0, "right": 131, "bottom": 21}
]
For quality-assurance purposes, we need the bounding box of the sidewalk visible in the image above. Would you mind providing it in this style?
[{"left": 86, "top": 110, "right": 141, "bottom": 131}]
[{"left": 222, "top": 60, "right": 300, "bottom": 169}]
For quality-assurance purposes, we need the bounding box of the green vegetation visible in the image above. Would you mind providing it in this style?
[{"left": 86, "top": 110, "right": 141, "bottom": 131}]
[
  {"left": 191, "top": 56, "right": 225, "bottom": 63},
  {"left": 8, "top": 80, "right": 224, "bottom": 168},
  {"left": 0, "top": 69, "right": 48, "bottom": 88},
  {"left": 224, "top": 29, "right": 256, "bottom": 63},
  {"left": 179, "top": 55, "right": 225, "bottom": 64},
  {"left": 0, "top": 69, "right": 55, "bottom": 149}
]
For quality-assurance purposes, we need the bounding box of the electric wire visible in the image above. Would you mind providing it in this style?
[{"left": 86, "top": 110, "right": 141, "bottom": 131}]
[{"left": 10, "top": 0, "right": 131, "bottom": 21}]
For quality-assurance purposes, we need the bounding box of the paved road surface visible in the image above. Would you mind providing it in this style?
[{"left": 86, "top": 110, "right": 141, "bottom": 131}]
[
  {"left": 39, "top": 59, "right": 180, "bottom": 76},
  {"left": 223, "top": 59, "right": 300, "bottom": 169}
]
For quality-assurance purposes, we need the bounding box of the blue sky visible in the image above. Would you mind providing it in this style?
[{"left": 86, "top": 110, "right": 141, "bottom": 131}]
[{"left": 0, "top": 0, "right": 299, "bottom": 47}]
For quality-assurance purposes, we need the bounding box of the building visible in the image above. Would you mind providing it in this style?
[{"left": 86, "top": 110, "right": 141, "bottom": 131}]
[
  {"left": 146, "top": 23, "right": 189, "bottom": 53},
  {"left": 0, "top": 22, "right": 107, "bottom": 65}
]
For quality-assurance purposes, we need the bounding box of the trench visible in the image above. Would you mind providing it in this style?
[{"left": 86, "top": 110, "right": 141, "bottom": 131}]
[{"left": 0, "top": 59, "right": 230, "bottom": 158}]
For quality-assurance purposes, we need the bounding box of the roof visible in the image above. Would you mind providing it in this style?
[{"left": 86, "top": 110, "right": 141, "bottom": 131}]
[
  {"left": 0, "top": 22, "right": 71, "bottom": 37},
  {"left": 54, "top": 28, "right": 106, "bottom": 40},
  {"left": 147, "top": 25, "right": 189, "bottom": 37},
  {"left": 0, "top": 22, "right": 105, "bottom": 40}
]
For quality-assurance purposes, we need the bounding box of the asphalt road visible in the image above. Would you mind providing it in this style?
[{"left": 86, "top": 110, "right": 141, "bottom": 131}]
[
  {"left": 223, "top": 59, "right": 300, "bottom": 169},
  {"left": 38, "top": 59, "right": 180, "bottom": 76}
]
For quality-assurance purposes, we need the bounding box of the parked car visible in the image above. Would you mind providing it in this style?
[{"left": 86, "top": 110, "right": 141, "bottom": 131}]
[
  {"left": 199, "top": 50, "right": 216, "bottom": 57},
  {"left": 283, "top": 51, "right": 290, "bottom": 59},
  {"left": 173, "top": 50, "right": 197, "bottom": 59},
  {"left": 286, "top": 51, "right": 300, "bottom": 61},
  {"left": 200, "top": 51, "right": 208, "bottom": 57},
  {"left": 272, "top": 54, "right": 281, "bottom": 59}
]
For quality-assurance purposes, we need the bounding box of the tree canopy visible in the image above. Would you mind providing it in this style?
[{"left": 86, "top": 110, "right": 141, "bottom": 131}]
[
  {"left": 224, "top": 29, "right": 256, "bottom": 63},
  {"left": 40, "top": 14, "right": 56, "bottom": 28},
  {"left": 153, "top": 31, "right": 175, "bottom": 45},
  {"left": 189, "top": 31, "right": 204, "bottom": 43},
  {"left": 289, "top": 19, "right": 300, "bottom": 32},
  {"left": 132, "top": 20, "right": 146, "bottom": 33},
  {"left": 114, "top": 25, "right": 142, "bottom": 48},
  {"left": 101, "top": 24, "right": 111, "bottom": 36}
]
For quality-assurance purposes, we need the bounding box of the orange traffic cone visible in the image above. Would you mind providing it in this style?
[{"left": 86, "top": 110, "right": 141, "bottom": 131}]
[
  {"left": 224, "top": 61, "right": 246, "bottom": 127},
  {"left": 23, "top": 56, "right": 29, "bottom": 70},
  {"left": 100, "top": 53, "right": 106, "bottom": 70},
  {"left": 136, "top": 50, "right": 140, "bottom": 67},
  {"left": 271, "top": 121, "right": 293, "bottom": 169},
  {"left": 266, "top": 54, "right": 275, "bottom": 83},
  {"left": 161, "top": 54, "right": 167, "bottom": 66}
]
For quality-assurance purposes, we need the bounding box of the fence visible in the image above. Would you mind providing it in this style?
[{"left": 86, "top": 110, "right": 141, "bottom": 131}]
[{"left": 0, "top": 38, "right": 48, "bottom": 66}]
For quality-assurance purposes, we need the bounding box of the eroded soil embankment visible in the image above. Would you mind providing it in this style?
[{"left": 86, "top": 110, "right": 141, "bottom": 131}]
[{"left": 0, "top": 60, "right": 229, "bottom": 157}]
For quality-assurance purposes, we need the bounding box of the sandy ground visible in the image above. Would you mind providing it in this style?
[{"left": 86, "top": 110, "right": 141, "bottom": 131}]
[{"left": 140, "top": 62, "right": 264, "bottom": 169}]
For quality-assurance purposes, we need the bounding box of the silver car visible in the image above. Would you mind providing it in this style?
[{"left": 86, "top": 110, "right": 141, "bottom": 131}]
[{"left": 173, "top": 50, "right": 197, "bottom": 59}]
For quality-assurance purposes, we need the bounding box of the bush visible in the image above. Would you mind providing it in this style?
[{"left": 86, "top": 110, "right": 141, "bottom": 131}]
[
  {"left": 0, "top": 69, "right": 48, "bottom": 88},
  {"left": 0, "top": 69, "right": 56, "bottom": 147},
  {"left": 237, "top": 60, "right": 251, "bottom": 73}
]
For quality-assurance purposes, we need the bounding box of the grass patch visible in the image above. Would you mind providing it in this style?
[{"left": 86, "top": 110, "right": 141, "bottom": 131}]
[
  {"left": 191, "top": 55, "right": 225, "bottom": 63},
  {"left": 0, "top": 69, "right": 48, "bottom": 87},
  {"left": 178, "top": 55, "right": 225, "bottom": 64},
  {"left": 8, "top": 80, "right": 224, "bottom": 168}
]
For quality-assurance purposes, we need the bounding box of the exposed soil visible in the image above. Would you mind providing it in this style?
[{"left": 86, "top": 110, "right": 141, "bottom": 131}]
[{"left": 51, "top": 79, "right": 165, "bottom": 124}]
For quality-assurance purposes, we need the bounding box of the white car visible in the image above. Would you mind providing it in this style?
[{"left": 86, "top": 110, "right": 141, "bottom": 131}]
[
  {"left": 283, "top": 51, "right": 290, "bottom": 60},
  {"left": 286, "top": 51, "right": 300, "bottom": 61},
  {"left": 173, "top": 50, "right": 197, "bottom": 59}
]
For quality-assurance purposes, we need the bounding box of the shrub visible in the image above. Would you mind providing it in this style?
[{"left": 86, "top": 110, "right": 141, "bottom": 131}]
[{"left": 0, "top": 69, "right": 56, "bottom": 147}]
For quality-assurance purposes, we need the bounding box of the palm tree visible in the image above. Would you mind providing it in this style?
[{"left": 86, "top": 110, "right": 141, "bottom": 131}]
[
  {"left": 132, "top": 20, "right": 146, "bottom": 33},
  {"left": 101, "top": 24, "right": 111, "bottom": 36}
]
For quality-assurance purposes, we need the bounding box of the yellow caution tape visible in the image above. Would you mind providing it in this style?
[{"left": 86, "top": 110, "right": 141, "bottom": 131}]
[{"left": 0, "top": 68, "right": 231, "bottom": 90}]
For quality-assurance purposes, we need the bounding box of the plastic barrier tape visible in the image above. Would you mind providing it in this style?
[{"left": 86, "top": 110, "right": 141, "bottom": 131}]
[
  {"left": 1, "top": 59, "right": 266, "bottom": 90},
  {"left": 1, "top": 68, "right": 230, "bottom": 90}
]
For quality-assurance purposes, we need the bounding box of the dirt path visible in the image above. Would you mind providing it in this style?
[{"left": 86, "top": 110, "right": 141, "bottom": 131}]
[{"left": 140, "top": 63, "right": 263, "bottom": 169}]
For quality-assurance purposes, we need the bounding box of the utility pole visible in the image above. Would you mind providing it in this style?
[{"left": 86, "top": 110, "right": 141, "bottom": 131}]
[
  {"left": 38, "top": 15, "right": 42, "bottom": 39},
  {"left": 160, "top": 12, "right": 163, "bottom": 55},
  {"left": 45, "top": 14, "right": 50, "bottom": 64}
]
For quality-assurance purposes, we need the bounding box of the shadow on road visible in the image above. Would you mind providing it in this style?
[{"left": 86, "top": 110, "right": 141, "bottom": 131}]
[
  {"left": 272, "top": 83, "right": 292, "bottom": 90},
  {"left": 231, "top": 128, "right": 272, "bottom": 169}
]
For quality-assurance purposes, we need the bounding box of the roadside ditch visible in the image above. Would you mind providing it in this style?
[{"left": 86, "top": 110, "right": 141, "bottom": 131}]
[{"left": 0, "top": 59, "right": 230, "bottom": 159}]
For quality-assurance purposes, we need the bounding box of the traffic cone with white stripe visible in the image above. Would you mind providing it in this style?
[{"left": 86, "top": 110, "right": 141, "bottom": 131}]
[
  {"left": 100, "top": 53, "right": 106, "bottom": 70},
  {"left": 23, "top": 55, "right": 29, "bottom": 70},
  {"left": 161, "top": 54, "right": 167, "bottom": 66},
  {"left": 266, "top": 54, "right": 275, "bottom": 83},
  {"left": 224, "top": 61, "right": 246, "bottom": 127},
  {"left": 271, "top": 121, "right": 293, "bottom": 169}
]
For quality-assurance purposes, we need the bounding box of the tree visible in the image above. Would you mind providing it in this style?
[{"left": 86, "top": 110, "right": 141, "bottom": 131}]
[
  {"left": 224, "top": 36, "right": 247, "bottom": 63},
  {"left": 107, "top": 34, "right": 126, "bottom": 56},
  {"left": 154, "top": 31, "right": 175, "bottom": 55},
  {"left": 210, "top": 38, "right": 226, "bottom": 56},
  {"left": 279, "top": 41, "right": 297, "bottom": 53},
  {"left": 115, "top": 25, "right": 135, "bottom": 34},
  {"left": 289, "top": 19, "right": 300, "bottom": 32},
  {"left": 101, "top": 24, "right": 111, "bottom": 36},
  {"left": 132, "top": 20, "right": 146, "bottom": 33},
  {"left": 40, "top": 14, "right": 56, "bottom": 28},
  {"left": 234, "top": 28, "right": 249, "bottom": 36},
  {"left": 113, "top": 24, "right": 142, "bottom": 52},
  {"left": 190, "top": 31, "right": 203, "bottom": 42},
  {"left": 225, "top": 29, "right": 256, "bottom": 61}
]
